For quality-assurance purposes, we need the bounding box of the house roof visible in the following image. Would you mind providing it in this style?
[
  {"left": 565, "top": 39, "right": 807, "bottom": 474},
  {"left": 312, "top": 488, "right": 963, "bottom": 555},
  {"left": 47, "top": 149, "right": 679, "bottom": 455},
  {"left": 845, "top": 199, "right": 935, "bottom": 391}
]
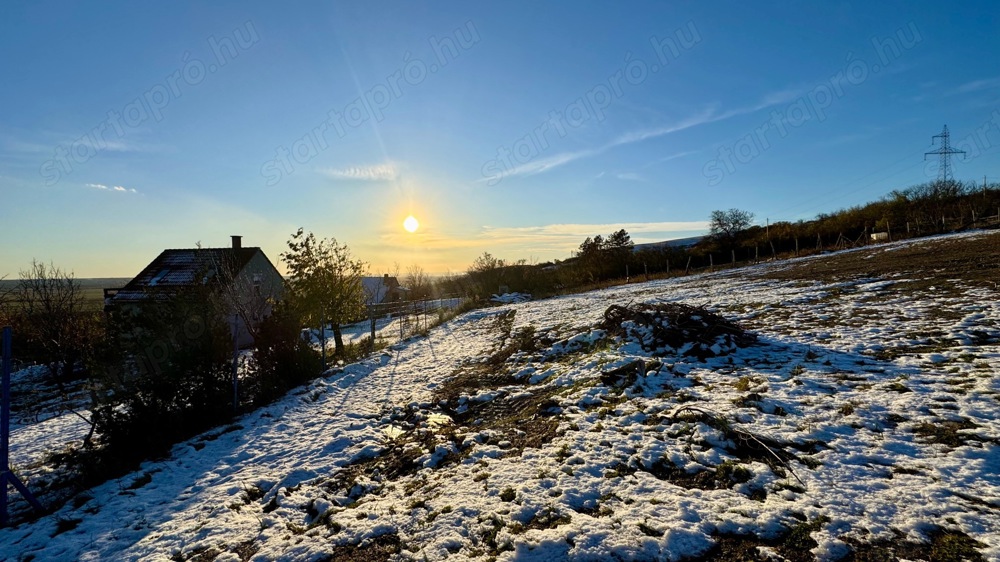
[
  {"left": 112, "top": 247, "right": 262, "bottom": 302},
  {"left": 362, "top": 276, "right": 400, "bottom": 304}
]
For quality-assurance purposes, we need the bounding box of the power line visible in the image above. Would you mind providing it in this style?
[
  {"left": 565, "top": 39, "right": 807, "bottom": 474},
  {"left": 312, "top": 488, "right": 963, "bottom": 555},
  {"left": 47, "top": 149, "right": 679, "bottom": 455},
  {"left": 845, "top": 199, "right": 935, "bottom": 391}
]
[
  {"left": 771, "top": 148, "right": 926, "bottom": 219},
  {"left": 924, "top": 124, "right": 966, "bottom": 182}
]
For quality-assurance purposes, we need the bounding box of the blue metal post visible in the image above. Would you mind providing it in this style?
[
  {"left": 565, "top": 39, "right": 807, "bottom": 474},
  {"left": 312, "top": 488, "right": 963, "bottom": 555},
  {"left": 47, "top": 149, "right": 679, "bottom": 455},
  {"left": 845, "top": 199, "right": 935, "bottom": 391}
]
[
  {"left": 1, "top": 327, "right": 9, "bottom": 525},
  {"left": 1, "top": 326, "right": 43, "bottom": 526}
]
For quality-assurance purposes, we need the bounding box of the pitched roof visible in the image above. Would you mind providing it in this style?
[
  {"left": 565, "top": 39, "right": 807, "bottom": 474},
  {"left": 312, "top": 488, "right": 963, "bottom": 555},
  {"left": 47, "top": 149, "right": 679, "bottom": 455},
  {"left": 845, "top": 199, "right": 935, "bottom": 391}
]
[
  {"left": 113, "top": 247, "right": 261, "bottom": 302},
  {"left": 362, "top": 276, "right": 400, "bottom": 304}
]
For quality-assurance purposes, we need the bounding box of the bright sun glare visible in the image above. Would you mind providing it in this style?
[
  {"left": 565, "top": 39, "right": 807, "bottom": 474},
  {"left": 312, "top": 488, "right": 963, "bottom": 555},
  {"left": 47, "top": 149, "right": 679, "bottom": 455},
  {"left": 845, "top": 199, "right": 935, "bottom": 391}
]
[{"left": 403, "top": 215, "right": 419, "bottom": 233}]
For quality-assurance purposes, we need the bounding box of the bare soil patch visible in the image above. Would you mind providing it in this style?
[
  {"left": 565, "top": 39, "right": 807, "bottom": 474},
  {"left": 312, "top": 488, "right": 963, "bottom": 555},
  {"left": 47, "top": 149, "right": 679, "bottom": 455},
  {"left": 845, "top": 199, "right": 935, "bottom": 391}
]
[{"left": 761, "top": 231, "right": 1000, "bottom": 288}]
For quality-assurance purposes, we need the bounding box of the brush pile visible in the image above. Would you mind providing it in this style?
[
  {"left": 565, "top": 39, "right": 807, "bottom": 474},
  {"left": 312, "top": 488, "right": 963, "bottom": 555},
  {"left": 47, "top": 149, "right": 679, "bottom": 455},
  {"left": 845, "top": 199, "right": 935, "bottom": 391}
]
[{"left": 601, "top": 302, "right": 756, "bottom": 359}]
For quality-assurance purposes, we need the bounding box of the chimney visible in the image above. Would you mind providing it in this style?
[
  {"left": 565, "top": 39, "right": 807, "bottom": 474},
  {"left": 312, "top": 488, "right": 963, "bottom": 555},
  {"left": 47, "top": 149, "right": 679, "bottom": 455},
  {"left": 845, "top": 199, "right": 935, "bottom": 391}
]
[{"left": 231, "top": 235, "right": 242, "bottom": 250}]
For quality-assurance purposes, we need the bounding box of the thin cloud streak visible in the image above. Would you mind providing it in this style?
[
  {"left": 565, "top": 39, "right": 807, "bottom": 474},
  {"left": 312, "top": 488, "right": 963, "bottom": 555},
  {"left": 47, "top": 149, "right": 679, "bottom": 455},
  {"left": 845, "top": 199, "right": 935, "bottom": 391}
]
[
  {"left": 373, "top": 220, "right": 709, "bottom": 255},
  {"left": 951, "top": 77, "right": 1000, "bottom": 95},
  {"left": 481, "top": 221, "right": 708, "bottom": 239},
  {"left": 498, "top": 88, "right": 805, "bottom": 180},
  {"left": 319, "top": 163, "right": 398, "bottom": 181},
  {"left": 86, "top": 183, "right": 137, "bottom": 193}
]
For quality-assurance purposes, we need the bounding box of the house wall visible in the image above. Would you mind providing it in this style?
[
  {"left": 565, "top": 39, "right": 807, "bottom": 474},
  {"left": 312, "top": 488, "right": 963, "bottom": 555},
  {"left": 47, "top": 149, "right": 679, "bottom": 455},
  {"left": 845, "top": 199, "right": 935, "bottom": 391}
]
[{"left": 228, "top": 251, "right": 285, "bottom": 348}]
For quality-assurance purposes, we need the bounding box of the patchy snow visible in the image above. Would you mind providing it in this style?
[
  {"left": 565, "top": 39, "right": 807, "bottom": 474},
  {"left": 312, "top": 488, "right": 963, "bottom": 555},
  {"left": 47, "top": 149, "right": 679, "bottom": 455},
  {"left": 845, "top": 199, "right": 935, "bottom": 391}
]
[
  {"left": 492, "top": 293, "right": 532, "bottom": 304},
  {"left": 2, "top": 232, "right": 999, "bottom": 561}
]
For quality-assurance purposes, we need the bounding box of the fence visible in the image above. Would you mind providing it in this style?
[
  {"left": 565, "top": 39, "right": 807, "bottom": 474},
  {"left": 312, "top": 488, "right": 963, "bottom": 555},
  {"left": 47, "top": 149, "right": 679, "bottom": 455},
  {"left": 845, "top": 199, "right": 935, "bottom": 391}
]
[{"left": 305, "top": 296, "right": 467, "bottom": 361}]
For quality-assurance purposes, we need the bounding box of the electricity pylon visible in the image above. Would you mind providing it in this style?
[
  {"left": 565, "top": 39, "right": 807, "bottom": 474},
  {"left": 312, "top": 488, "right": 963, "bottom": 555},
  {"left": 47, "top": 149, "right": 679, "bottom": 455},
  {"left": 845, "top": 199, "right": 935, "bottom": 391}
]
[{"left": 924, "top": 124, "right": 965, "bottom": 182}]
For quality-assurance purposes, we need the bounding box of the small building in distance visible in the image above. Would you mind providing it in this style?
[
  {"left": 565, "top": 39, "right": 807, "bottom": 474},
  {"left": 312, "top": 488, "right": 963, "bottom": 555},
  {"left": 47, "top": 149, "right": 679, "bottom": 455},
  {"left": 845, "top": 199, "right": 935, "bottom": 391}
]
[
  {"left": 104, "top": 236, "right": 284, "bottom": 348},
  {"left": 362, "top": 274, "right": 405, "bottom": 305}
]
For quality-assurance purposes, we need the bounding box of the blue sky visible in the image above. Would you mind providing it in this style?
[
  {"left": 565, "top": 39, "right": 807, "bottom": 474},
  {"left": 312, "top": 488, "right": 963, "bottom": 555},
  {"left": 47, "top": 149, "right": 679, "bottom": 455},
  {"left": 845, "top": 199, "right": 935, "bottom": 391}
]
[{"left": 3, "top": 1, "right": 1000, "bottom": 278}]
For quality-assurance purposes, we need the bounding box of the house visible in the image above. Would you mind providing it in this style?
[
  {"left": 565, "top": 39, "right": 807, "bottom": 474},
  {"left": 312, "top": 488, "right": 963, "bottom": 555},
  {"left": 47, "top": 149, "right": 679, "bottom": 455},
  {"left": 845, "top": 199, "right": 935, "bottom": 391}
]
[
  {"left": 104, "top": 236, "right": 285, "bottom": 348},
  {"left": 362, "top": 274, "right": 405, "bottom": 305}
]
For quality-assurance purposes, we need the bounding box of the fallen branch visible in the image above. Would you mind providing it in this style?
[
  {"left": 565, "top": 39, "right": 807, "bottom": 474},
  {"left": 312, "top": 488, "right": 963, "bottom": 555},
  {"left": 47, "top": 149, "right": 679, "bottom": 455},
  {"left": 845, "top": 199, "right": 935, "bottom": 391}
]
[{"left": 668, "top": 405, "right": 806, "bottom": 488}]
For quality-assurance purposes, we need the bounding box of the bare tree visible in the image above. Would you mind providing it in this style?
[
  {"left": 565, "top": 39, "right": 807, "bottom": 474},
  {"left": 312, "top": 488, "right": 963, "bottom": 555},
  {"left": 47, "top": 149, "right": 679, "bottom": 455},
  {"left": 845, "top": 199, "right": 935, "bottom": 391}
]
[
  {"left": 212, "top": 253, "right": 282, "bottom": 345},
  {"left": 709, "top": 209, "right": 755, "bottom": 250},
  {"left": 15, "top": 260, "right": 101, "bottom": 383},
  {"left": 405, "top": 264, "right": 431, "bottom": 300}
]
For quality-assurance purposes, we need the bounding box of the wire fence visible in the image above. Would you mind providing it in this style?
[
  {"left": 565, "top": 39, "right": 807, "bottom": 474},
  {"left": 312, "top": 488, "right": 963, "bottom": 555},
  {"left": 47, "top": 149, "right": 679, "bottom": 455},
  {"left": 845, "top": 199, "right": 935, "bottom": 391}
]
[{"left": 306, "top": 296, "right": 468, "bottom": 358}]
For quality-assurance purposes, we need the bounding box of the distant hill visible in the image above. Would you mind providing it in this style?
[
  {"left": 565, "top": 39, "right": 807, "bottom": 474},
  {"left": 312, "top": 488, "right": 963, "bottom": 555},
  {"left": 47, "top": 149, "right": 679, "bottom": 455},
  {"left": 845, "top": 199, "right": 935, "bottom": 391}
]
[
  {"left": 0, "top": 278, "right": 132, "bottom": 307},
  {"left": 633, "top": 236, "right": 704, "bottom": 252}
]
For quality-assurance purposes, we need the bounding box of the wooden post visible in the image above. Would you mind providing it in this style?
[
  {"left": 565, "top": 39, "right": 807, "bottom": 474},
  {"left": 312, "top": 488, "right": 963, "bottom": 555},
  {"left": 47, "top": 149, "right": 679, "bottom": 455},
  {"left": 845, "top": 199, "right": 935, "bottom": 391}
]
[
  {"left": 792, "top": 238, "right": 796, "bottom": 257},
  {"left": 685, "top": 255, "right": 692, "bottom": 274},
  {"left": 709, "top": 254, "right": 714, "bottom": 270},
  {"left": 369, "top": 305, "right": 376, "bottom": 354},
  {"left": 731, "top": 249, "right": 735, "bottom": 264},
  {"left": 755, "top": 245, "right": 759, "bottom": 263},
  {"left": 320, "top": 313, "right": 327, "bottom": 371},
  {"left": 231, "top": 320, "right": 239, "bottom": 413}
]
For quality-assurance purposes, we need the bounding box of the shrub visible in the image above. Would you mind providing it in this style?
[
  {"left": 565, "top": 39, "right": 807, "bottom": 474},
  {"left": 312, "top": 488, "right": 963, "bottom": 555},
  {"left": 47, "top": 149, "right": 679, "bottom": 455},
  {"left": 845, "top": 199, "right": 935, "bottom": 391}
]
[
  {"left": 92, "top": 286, "right": 234, "bottom": 459},
  {"left": 243, "top": 302, "right": 321, "bottom": 406}
]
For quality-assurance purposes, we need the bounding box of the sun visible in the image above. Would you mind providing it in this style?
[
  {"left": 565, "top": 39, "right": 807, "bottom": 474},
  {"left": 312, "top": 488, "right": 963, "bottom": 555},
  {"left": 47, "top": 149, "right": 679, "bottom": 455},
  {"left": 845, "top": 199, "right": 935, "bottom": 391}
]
[{"left": 403, "top": 215, "right": 419, "bottom": 233}]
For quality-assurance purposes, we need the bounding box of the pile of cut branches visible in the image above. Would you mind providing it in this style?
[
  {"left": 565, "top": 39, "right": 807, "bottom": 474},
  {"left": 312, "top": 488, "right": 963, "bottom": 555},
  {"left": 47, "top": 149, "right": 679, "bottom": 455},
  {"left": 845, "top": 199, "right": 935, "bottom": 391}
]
[{"left": 601, "top": 302, "right": 756, "bottom": 359}]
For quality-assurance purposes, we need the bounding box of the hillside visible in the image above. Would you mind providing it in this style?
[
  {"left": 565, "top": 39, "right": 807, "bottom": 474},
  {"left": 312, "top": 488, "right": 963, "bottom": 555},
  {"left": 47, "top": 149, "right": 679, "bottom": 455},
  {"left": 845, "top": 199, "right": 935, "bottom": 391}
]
[{"left": 2, "top": 230, "right": 999, "bottom": 562}]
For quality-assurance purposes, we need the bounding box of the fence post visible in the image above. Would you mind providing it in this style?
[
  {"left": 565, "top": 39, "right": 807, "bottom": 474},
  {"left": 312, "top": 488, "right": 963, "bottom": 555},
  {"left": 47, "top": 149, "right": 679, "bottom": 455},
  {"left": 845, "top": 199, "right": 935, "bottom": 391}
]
[
  {"left": 369, "top": 305, "right": 376, "bottom": 354},
  {"left": 2, "top": 326, "right": 44, "bottom": 526},
  {"left": 231, "top": 320, "right": 239, "bottom": 414},
  {"left": 320, "top": 314, "right": 327, "bottom": 371}
]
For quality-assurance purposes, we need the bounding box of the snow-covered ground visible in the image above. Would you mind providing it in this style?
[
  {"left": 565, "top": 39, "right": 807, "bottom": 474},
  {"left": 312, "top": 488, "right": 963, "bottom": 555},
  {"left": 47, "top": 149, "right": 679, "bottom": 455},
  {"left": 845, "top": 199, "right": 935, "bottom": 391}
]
[
  {"left": 2, "top": 232, "right": 999, "bottom": 561},
  {"left": 304, "top": 298, "right": 465, "bottom": 350}
]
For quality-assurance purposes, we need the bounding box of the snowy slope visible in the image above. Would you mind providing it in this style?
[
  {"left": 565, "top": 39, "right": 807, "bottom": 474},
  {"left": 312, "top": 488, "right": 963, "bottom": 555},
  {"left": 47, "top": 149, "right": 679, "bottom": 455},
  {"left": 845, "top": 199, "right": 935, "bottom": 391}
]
[{"left": 2, "top": 231, "right": 999, "bottom": 561}]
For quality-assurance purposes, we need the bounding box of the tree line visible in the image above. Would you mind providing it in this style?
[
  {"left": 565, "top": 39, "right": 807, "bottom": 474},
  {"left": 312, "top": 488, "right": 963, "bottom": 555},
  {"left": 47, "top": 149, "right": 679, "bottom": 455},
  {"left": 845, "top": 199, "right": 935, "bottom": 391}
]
[{"left": 440, "top": 178, "right": 1000, "bottom": 298}]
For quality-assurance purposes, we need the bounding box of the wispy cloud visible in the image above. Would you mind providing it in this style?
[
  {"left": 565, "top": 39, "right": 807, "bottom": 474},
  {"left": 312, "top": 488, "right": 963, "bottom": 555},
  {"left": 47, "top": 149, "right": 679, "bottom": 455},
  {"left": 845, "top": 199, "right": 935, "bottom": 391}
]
[
  {"left": 616, "top": 172, "right": 643, "bottom": 181},
  {"left": 319, "top": 163, "right": 398, "bottom": 182},
  {"left": 499, "top": 148, "right": 601, "bottom": 178},
  {"left": 366, "top": 219, "right": 711, "bottom": 274},
  {"left": 481, "top": 221, "right": 708, "bottom": 239},
  {"left": 493, "top": 88, "right": 805, "bottom": 181},
  {"left": 86, "top": 183, "right": 138, "bottom": 193},
  {"left": 374, "top": 220, "right": 709, "bottom": 255},
  {"left": 951, "top": 77, "right": 1000, "bottom": 95},
  {"left": 658, "top": 150, "right": 698, "bottom": 162}
]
